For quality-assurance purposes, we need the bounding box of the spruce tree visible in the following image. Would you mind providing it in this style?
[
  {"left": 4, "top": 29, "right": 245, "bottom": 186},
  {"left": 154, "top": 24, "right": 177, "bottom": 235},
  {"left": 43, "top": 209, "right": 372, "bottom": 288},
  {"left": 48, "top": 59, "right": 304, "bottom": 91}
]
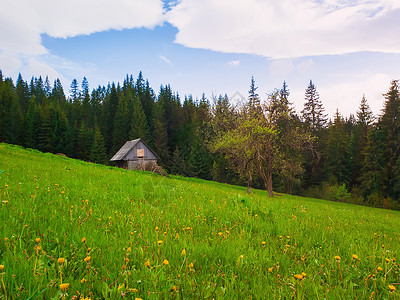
[
  {"left": 90, "top": 126, "right": 107, "bottom": 164},
  {"left": 301, "top": 80, "right": 327, "bottom": 131},
  {"left": 129, "top": 96, "right": 150, "bottom": 143}
]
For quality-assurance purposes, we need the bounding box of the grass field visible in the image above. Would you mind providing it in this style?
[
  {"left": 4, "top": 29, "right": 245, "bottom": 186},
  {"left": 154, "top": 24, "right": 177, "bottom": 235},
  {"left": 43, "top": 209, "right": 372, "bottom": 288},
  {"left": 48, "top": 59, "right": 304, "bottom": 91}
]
[{"left": 0, "top": 143, "right": 399, "bottom": 299}]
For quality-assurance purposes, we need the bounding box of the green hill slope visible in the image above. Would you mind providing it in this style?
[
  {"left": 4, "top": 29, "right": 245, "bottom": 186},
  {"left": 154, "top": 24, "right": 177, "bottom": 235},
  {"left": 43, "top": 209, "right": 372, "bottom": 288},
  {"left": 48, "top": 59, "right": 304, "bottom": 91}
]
[{"left": 0, "top": 143, "right": 399, "bottom": 299}]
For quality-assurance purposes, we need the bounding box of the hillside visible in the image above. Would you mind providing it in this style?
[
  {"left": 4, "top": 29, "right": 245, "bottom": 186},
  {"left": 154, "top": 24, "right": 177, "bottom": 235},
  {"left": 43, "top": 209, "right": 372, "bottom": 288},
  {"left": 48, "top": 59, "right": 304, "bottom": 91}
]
[{"left": 0, "top": 143, "right": 399, "bottom": 299}]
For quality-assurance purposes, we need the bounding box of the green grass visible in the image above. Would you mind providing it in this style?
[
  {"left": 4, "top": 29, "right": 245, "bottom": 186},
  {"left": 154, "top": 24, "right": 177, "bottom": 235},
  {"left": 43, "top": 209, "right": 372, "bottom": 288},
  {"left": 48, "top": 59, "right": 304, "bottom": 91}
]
[{"left": 0, "top": 143, "right": 399, "bottom": 299}]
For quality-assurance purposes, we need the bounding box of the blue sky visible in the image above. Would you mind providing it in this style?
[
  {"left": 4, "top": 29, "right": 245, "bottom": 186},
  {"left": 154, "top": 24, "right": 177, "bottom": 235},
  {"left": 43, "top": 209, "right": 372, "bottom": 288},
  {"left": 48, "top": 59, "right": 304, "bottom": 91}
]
[{"left": 1, "top": 0, "right": 400, "bottom": 117}]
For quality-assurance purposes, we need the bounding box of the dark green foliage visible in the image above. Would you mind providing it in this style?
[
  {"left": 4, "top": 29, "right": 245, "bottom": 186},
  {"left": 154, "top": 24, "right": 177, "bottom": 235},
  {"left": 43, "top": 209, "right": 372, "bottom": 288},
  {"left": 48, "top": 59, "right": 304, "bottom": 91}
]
[
  {"left": 2, "top": 69, "right": 400, "bottom": 208},
  {"left": 325, "top": 110, "right": 351, "bottom": 185},
  {"left": 90, "top": 126, "right": 107, "bottom": 164}
]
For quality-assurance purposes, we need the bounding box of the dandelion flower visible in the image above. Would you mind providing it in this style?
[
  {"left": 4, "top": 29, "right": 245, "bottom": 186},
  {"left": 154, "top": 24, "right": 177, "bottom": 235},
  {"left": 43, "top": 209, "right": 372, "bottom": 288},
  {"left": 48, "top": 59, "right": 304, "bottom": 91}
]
[
  {"left": 385, "top": 258, "right": 391, "bottom": 263},
  {"left": 181, "top": 249, "right": 186, "bottom": 256},
  {"left": 58, "top": 257, "right": 65, "bottom": 265},
  {"left": 59, "top": 283, "right": 69, "bottom": 292},
  {"left": 163, "top": 259, "right": 169, "bottom": 265},
  {"left": 0, "top": 265, "right": 4, "bottom": 271},
  {"left": 189, "top": 263, "right": 194, "bottom": 268},
  {"left": 218, "top": 232, "right": 223, "bottom": 236},
  {"left": 84, "top": 256, "right": 91, "bottom": 263},
  {"left": 132, "top": 288, "right": 138, "bottom": 292},
  {"left": 352, "top": 254, "right": 359, "bottom": 260},
  {"left": 122, "top": 265, "right": 126, "bottom": 270},
  {"left": 35, "top": 238, "right": 41, "bottom": 243},
  {"left": 127, "top": 247, "right": 131, "bottom": 252},
  {"left": 377, "top": 267, "right": 383, "bottom": 272},
  {"left": 145, "top": 261, "right": 150, "bottom": 267},
  {"left": 82, "top": 237, "right": 86, "bottom": 243},
  {"left": 334, "top": 256, "right": 341, "bottom": 261},
  {"left": 81, "top": 278, "right": 86, "bottom": 283},
  {"left": 157, "top": 240, "right": 163, "bottom": 245},
  {"left": 262, "top": 241, "right": 266, "bottom": 246},
  {"left": 389, "top": 285, "right": 396, "bottom": 292}
]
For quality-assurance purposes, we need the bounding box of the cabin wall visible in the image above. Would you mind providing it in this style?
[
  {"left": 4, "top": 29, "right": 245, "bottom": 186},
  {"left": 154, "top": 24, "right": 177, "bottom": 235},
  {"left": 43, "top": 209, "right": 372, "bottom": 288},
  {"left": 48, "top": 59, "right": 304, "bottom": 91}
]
[
  {"left": 127, "top": 159, "right": 157, "bottom": 170},
  {"left": 125, "top": 141, "right": 158, "bottom": 161}
]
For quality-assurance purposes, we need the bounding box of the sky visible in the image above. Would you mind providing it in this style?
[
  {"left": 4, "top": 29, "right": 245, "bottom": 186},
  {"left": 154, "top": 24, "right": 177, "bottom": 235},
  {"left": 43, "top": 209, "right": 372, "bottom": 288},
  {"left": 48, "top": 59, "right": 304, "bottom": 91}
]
[{"left": 1, "top": 0, "right": 400, "bottom": 118}]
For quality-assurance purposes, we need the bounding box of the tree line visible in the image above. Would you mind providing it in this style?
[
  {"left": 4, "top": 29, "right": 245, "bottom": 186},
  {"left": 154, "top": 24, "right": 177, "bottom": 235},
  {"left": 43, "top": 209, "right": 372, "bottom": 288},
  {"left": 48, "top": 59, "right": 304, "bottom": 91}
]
[{"left": 1, "top": 69, "right": 399, "bottom": 209}]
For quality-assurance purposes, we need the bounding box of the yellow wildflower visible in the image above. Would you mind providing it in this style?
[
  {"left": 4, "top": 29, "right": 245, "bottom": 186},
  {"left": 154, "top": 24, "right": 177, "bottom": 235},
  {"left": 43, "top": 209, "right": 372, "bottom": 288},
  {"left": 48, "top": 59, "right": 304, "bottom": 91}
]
[
  {"left": 218, "top": 232, "right": 223, "bottom": 236},
  {"left": 181, "top": 249, "right": 186, "bottom": 256},
  {"left": 262, "top": 241, "right": 266, "bottom": 246},
  {"left": 145, "top": 260, "right": 150, "bottom": 267},
  {"left": 84, "top": 256, "right": 91, "bottom": 263},
  {"left": 352, "top": 254, "right": 359, "bottom": 260},
  {"left": 81, "top": 278, "right": 87, "bottom": 283},
  {"left": 157, "top": 240, "right": 163, "bottom": 245},
  {"left": 0, "top": 265, "right": 4, "bottom": 271},
  {"left": 334, "top": 256, "right": 341, "bottom": 262},
  {"left": 58, "top": 257, "right": 65, "bottom": 265},
  {"left": 59, "top": 283, "right": 69, "bottom": 292},
  {"left": 132, "top": 288, "right": 138, "bottom": 292},
  {"left": 35, "top": 238, "right": 41, "bottom": 243},
  {"left": 82, "top": 237, "right": 86, "bottom": 243},
  {"left": 389, "top": 285, "right": 396, "bottom": 292},
  {"left": 377, "top": 267, "right": 383, "bottom": 272},
  {"left": 163, "top": 259, "right": 169, "bottom": 265},
  {"left": 189, "top": 263, "right": 194, "bottom": 268}
]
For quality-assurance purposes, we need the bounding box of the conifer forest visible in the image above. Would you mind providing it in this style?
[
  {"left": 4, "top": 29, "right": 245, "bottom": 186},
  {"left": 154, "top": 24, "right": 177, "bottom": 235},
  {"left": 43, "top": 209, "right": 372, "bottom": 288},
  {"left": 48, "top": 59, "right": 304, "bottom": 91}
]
[{"left": 1, "top": 70, "right": 400, "bottom": 210}]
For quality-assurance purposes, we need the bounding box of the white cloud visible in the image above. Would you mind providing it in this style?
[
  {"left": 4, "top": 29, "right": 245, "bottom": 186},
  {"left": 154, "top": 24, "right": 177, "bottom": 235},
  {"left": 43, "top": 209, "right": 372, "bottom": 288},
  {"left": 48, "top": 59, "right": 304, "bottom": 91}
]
[
  {"left": 159, "top": 55, "right": 172, "bottom": 65},
  {"left": 228, "top": 60, "right": 240, "bottom": 67},
  {"left": 167, "top": 0, "right": 400, "bottom": 58},
  {"left": 319, "top": 73, "right": 392, "bottom": 118},
  {"left": 289, "top": 73, "right": 394, "bottom": 118},
  {"left": 0, "top": 0, "right": 165, "bottom": 79}
]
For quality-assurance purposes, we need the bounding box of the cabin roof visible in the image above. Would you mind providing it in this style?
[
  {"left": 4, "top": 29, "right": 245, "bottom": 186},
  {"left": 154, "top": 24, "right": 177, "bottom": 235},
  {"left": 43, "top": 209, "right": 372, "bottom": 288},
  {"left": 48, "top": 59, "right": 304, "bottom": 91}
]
[{"left": 110, "top": 138, "right": 159, "bottom": 161}]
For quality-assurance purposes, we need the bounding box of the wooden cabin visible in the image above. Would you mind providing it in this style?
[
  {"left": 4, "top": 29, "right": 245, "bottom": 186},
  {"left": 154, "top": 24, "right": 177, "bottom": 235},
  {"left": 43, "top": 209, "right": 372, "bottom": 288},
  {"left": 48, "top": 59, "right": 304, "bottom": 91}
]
[{"left": 110, "top": 138, "right": 159, "bottom": 170}]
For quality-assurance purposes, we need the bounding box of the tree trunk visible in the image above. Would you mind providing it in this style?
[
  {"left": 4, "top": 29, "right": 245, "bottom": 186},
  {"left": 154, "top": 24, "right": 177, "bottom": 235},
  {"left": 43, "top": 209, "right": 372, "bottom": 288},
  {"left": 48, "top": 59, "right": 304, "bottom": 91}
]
[
  {"left": 267, "top": 167, "right": 273, "bottom": 197},
  {"left": 256, "top": 152, "right": 274, "bottom": 197},
  {"left": 246, "top": 159, "right": 253, "bottom": 194}
]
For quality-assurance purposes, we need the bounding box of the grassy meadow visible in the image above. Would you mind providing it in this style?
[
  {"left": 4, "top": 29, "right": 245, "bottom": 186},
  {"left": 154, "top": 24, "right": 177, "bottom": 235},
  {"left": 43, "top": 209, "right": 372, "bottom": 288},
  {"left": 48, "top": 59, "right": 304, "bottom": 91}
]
[{"left": 0, "top": 143, "right": 399, "bottom": 299}]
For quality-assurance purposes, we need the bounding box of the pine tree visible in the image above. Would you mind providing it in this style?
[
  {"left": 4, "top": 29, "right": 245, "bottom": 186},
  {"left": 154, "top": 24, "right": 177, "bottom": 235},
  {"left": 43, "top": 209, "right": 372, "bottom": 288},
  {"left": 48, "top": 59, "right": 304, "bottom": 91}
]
[
  {"left": 325, "top": 110, "right": 351, "bottom": 184},
  {"left": 301, "top": 80, "right": 328, "bottom": 188},
  {"left": 350, "top": 95, "right": 374, "bottom": 187},
  {"left": 301, "top": 80, "right": 327, "bottom": 131},
  {"left": 102, "top": 83, "right": 119, "bottom": 154},
  {"left": 90, "top": 126, "right": 107, "bottom": 164},
  {"left": 152, "top": 102, "right": 169, "bottom": 168},
  {"left": 112, "top": 92, "right": 130, "bottom": 154},
  {"left": 129, "top": 96, "right": 150, "bottom": 142},
  {"left": 77, "top": 122, "right": 91, "bottom": 161}
]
